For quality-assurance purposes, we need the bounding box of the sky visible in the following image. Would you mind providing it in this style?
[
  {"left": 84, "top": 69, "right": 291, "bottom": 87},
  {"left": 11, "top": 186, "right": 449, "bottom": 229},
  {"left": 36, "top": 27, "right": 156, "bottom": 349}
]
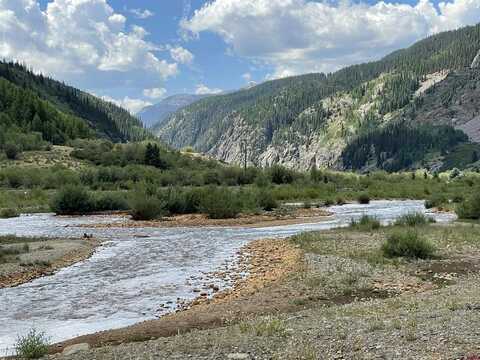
[{"left": 1, "top": 0, "right": 480, "bottom": 113}]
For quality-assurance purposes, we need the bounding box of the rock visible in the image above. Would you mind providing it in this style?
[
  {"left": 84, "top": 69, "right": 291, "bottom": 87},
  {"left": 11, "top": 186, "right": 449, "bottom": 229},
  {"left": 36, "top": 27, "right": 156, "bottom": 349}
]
[
  {"left": 227, "top": 353, "right": 249, "bottom": 360},
  {"left": 472, "top": 50, "right": 480, "bottom": 68},
  {"left": 62, "top": 343, "right": 90, "bottom": 355}
]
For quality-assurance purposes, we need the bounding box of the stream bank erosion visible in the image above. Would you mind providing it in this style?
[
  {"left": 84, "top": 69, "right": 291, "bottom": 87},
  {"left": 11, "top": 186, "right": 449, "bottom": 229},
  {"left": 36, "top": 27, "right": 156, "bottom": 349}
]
[{"left": 0, "top": 236, "right": 101, "bottom": 288}]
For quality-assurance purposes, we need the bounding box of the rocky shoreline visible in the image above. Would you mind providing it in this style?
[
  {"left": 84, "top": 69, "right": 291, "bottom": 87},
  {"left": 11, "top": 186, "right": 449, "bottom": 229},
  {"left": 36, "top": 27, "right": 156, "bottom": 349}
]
[
  {"left": 51, "top": 237, "right": 304, "bottom": 354},
  {"left": 73, "top": 208, "right": 333, "bottom": 229},
  {"left": 22, "top": 222, "right": 480, "bottom": 359}
]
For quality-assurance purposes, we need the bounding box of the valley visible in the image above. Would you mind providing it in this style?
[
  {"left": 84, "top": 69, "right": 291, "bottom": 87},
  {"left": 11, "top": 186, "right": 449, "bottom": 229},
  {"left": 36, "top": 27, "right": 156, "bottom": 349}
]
[
  {"left": 154, "top": 25, "right": 480, "bottom": 173},
  {"left": 1, "top": 9, "right": 480, "bottom": 360}
]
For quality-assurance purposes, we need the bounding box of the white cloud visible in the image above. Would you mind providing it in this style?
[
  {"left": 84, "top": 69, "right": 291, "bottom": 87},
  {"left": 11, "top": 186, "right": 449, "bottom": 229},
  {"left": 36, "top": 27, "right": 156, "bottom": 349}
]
[
  {"left": 242, "top": 72, "right": 252, "bottom": 82},
  {"left": 169, "top": 46, "right": 195, "bottom": 65},
  {"left": 0, "top": 0, "right": 177, "bottom": 82},
  {"left": 195, "top": 84, "right": 222, "bottom": 95},
  {"left": 129, "top": 8, "right": 155, "bottom": 19},
  {"left": 102, "top": 95, "right": 152, "bottom": 114},
  {"left": 182, "top": 0, "right": 480, "bottom": 77},
  {"left": 143, "top": 87, "right": 167, "bottom": 99}
]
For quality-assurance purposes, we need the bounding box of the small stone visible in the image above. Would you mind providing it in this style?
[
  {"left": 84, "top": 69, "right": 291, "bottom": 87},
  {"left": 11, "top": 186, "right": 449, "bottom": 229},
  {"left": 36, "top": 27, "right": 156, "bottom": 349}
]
[
  {"left": 227, "top": 353, "right": 249, "bottom": 360},
  {"left": 62, "top": 343, "right": 90, "bottom": 356}
]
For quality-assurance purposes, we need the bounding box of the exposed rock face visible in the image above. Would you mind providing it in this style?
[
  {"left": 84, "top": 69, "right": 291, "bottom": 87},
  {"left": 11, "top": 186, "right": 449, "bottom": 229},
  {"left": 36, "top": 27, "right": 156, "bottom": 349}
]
[
  {"left": 205, "top": 117, "right": 345, "bottom": 170},
  {"left": 457, "top": 116, "right": 480, "bottom": 143},
  {"left": 471, "top": 50, "right": 480, "bottom": 68},
  {"left": 409, "top": 69, "right": 480, "bottom": 139},
  {"left": 158, "top": 69, "right": 480, "bottom": 171}
]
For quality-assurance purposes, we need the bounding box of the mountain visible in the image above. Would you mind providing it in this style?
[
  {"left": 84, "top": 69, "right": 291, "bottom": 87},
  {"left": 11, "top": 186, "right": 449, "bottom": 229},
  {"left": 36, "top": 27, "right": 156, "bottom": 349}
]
[
  {"left": 0, "top": 61, "right": 150, "bottom": 150},
  {"left": 156, "top": 24, "right": 480, "bottom": 172},
  {"left": 138, "top": 94, "right": 210, "bottom": 128}
]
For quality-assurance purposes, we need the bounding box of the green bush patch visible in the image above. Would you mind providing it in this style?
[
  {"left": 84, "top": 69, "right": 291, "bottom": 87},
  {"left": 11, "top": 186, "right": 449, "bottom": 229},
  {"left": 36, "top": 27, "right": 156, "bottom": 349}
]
[{"left": 382, "top": 230, "right": 435, "bottom": 259}]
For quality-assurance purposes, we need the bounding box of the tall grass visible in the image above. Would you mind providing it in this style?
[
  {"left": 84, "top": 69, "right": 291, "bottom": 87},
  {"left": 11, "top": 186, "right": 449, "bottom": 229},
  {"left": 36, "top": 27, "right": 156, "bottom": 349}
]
[
  {"left": 395, "top": 212, "right": 434, "bottom": 227},
  {"left": 349, "top": 215, "right": 381, "bottom": 231}
]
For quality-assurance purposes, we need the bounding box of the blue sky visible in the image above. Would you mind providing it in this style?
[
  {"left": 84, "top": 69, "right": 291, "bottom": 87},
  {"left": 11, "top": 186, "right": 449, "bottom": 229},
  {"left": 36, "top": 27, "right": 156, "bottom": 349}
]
[{"left": 2, "top": 0, "right": 479, "bottom": 112}]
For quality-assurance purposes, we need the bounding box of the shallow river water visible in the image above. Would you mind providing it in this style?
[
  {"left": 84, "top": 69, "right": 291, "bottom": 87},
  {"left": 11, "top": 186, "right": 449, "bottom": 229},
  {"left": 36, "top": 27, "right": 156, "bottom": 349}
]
[{"left": 0, "top": 201, "right": 455, "bottom": 354}]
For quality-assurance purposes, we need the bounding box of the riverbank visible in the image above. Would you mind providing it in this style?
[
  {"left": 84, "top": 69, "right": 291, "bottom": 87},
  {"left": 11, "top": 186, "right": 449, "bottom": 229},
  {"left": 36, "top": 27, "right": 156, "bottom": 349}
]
[
  {"left": 74, "top": 207, "right": 333, "bottom": 229},
  {"left": 0, "top": 236, "right": 101, "bottom": 288},
  {"left": 52, "top": 222, "right": 480, "bottom": 359}
]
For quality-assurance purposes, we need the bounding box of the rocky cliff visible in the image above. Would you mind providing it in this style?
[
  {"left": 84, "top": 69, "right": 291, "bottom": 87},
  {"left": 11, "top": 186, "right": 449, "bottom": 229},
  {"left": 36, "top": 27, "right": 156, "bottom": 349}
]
[{"left": 157, "top": 24, "right": 480, "bottom": 172}]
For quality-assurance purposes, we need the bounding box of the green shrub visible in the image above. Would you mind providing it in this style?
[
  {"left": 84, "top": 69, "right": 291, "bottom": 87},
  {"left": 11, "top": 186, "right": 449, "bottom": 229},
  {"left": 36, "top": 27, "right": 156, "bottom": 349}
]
[
  {"left": 14, "top": 328, "right": 49, "bottom": 359},
  {"left": 456, "top": 194, "right": 480, "bottom": 219},
  {"left": 50, "top": 185, "right": 94, "bottom": 215},
  {"left": 257, "top": 190, "right": 278, "bottom": 211},
  {"left": 129, "top": 192, "right": 166, "bottom": 221},
  {"left": 425, "top": 194, "right": 447, "bottom": 209},
  {"left": 268, "top": 165, "right": 296, "bottom": 184},
  {"left": 4, "top": 143, "right": 20, "bottom": 160},
  {"left": 336, "top": 197, "right": 346, "bottom": 205},
  {"left": 452, "top": 194, "right": 464, "bottom": 203},
  {"left": 395, "top": 212, "right": 433, "bottom": 227},
  {"left": 0, "top": 208, "right": 19, "bottom": 218},
  {"left": 324, "top": 198, "right": 334, "bottom": 206},
  {"left": 357, "top": 193, "right": 371, "bottom": 204},
  {"left": 201, "top": 188, "right": 242, "bottom": 219},
  {"left": 93, "top": 193, "right": 130, "bottom": 212},
  {"left": 382, "top": 230, "right": 435, "bottom": 259},
  {"left": 350, "top": 215, "right": 381, "bottom": 231}
]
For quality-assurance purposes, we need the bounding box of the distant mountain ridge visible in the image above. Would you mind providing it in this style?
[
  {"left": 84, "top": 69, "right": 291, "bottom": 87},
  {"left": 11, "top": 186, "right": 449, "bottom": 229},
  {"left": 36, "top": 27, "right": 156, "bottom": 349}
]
[
  {"left": 156, "top": 24, "right": 480, "bottom": 172},
  {"left": 0, "top": 61, "right": 150, "bottom": 146},
  {"left": 138, "top": 94, "right": 210, "bottom": 128}
]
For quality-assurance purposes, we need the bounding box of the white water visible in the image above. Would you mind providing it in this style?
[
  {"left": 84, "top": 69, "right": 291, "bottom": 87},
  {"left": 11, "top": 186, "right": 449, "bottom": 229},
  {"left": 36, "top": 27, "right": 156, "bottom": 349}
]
[{"left": 0, "top": 201, "right": 455, "bottom": 354}]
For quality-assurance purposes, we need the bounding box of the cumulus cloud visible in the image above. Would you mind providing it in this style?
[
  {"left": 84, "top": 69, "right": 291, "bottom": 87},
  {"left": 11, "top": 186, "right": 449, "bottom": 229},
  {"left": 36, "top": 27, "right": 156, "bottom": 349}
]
[
  {"left": 102, "top": 95, "right": 152, "bottom": 114},
  {"left": 169, "top": 46, "right": 195, "bottom": 64},
  {"left": 0, "top": 0, "right": 177, "bottom": 83},
  {"left": 129, "top": 8, "right": 155, "bottom": 19},
  {"left": 182, "top": 0, "right": 480, "bottom": 77},
  {"left": 143, "top": 87, "right": 167, "bottom": 99},
  {"left": 195, "top": 84, "right": 222, "bottom": 95}
]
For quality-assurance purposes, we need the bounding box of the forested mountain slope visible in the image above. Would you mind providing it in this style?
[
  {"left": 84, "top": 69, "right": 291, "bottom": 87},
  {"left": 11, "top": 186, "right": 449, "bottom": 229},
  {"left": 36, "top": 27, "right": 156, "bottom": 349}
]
[
  {"left": 0, "top": 61, "right": 150, "bottom": 150},
  {"left": 139, "top": 94, "right": 211, "bottom": 128},
  {"left": 157, "top": 24, "right": 480, "bottom": 172}
]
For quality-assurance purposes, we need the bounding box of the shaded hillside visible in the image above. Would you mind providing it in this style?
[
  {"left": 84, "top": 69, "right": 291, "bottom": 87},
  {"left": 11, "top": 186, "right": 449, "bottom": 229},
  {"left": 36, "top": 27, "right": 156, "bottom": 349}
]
[
  {"left": 0, "top": 61, "right": 150, "bottom": 146},
  {"left": 157, "top": 24, "right": 480, "bottom": 172},
  {"left": 139, "top": 94, "right": 210, "bottom": 128}
]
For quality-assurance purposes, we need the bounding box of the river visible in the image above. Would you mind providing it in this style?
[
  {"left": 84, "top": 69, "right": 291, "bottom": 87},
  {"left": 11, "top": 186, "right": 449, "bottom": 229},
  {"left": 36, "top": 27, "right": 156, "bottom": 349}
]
[{"left": 0, "top": 200, "right": 455, "bottom": 354}]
